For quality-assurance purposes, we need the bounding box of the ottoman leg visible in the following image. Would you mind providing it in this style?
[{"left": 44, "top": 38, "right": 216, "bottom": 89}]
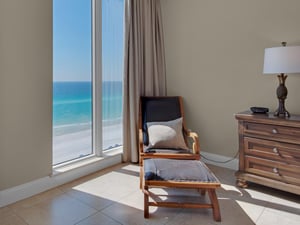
[
  {"left": 208, "top": 189, "right": 221, "bottom": 222},
  {"left": 144, "top": 186, "right": 149, "bottom": 218}
]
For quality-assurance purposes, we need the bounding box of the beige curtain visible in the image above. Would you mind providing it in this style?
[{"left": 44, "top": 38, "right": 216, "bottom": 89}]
[{"left": 123, "top": 0, "right": 166, "bottom": 163}]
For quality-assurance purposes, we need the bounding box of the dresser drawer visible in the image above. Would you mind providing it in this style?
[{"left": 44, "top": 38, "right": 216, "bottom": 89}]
[
  {"left": 243, "top": 122, "right": 300, "bottom": 144},
  {"left": 244, "top": 137, "right": 300, "bottom": 165},
  {"left": 245, "top": 156, "right": 300, "bottom": 186}
]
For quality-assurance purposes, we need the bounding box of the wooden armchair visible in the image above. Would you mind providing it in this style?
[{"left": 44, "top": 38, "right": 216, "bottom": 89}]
[
  {"left": 138, "top": 97, "right": 221, "bottom": 220},
  {"left": 138, "top": 96, "right": 200, "bottom": 165}
]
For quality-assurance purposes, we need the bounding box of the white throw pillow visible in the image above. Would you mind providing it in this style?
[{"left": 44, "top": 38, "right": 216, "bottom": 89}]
[{"left": 146, "top": 117, "right": 188, "bottom": 150}]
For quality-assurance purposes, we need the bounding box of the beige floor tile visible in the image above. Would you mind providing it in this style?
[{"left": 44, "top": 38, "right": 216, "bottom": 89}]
[
  {"left": 64, "top": 188, "right": 115, "bottom": 211},
  {"left": 165, "top": 208, "right": 217, "bottom": 225},
  {"left": 8, "top": 188, "right": 63, "bottom": 212},
  {"left": 256, "top": 207, "right": 300, "bottom": 225},
  {"left": 216, "top": 186, "right": 268, "bottom": 224},
  {"left": 57, "top": 163, "right": 140, "bottom": 211},
  {"left": 0, "top": 207, "right": 28, "bottom": 225},
  {"left": 0, "top": 207, "right": 12, "bottom": 217},
  {"left": 13, "top": 193, "right": 97, "bottom": 225},
  {"left": 67, "top": 180, "right": 136, "bottom": 203},
  {"left": 268, "top": 190, "right": 300, "bottom": 209},
  {"left": 235, "top": 200, "right": 265, "bottom": 224},
  {"left": 102, "top": 201, "right": 181, "bottom": 225},
  {"left": 76, "top": 211, "right": 122, "bottom": 225},
  {"left": 214, "top": 198, "right": 256, "bottom": 225},
  {"left": 114, "top": 189, "right": 144, "bottom": 208},
  {"left": 236, "top": 186, "right": 274, "bottom": 203},
  {"left": 58, "top": 164, "right": 127, "bottom": 192}
]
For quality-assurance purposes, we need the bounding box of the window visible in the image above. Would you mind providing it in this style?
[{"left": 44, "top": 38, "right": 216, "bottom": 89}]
[{"left": 53, "top": 0, "right": 124, "bottom": 165}]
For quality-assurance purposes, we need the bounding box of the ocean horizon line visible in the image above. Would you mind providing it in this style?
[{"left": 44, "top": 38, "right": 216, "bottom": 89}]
[
  {"left": 53, "top": 80, "right": 123, "bottom": 83},
  {"left": 53, "top": 117, "right": 122, "bottom": 129}
]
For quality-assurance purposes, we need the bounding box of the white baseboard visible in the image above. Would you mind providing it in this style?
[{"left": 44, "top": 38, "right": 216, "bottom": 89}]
[
  {"left": 201, "top": 151, "right": 238, "bottom": 171},
  {"left": 0, "top": 154, "right": 122, "bottom": 207}
]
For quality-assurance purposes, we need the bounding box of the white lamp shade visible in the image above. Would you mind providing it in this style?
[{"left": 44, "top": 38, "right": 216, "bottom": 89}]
[{"left": 263, "top": 46, "right": 300, "bottom": 74}]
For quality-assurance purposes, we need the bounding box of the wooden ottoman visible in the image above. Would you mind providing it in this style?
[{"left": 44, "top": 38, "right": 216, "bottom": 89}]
[{"left": 141, "top": 158, "right": 221, "bottom": 221}]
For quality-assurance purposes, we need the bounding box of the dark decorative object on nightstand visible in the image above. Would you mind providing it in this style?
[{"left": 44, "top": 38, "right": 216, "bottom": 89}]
[{"left": 250, "top": 107, "right": 269, "bottom": 114}]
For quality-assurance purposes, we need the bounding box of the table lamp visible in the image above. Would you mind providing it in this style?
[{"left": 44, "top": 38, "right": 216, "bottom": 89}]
[{"left": 263, "top": 42, "right": 300, "bottom": 117}]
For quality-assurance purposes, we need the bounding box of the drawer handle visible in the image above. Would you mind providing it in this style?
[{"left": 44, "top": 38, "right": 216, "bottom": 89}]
[
  {"left": 273, "top": 168, "right": 279, "bottom": 173},
  {"left": 272, "top": 128, "right": 278, "bottom": 134},
  {"left": 273, "top": 147, "right": 278, "bottom": 153}
]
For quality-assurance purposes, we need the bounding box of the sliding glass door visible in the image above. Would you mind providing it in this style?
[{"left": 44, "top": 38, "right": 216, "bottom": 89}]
[{"left": 102, "top": 0, "right": 124, "bottom": 150}]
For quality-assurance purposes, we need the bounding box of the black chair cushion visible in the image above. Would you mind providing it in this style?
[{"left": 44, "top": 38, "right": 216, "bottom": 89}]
[{"left": 141, "top": 97, "right": 182, "bottom": 145}]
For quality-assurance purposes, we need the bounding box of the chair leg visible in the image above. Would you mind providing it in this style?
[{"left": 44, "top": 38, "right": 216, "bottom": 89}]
[
  {"left": 208, "top": 189, "right": 221, "bottom": 222},
  {"left": 144, "top": 186, "right": 149, "bottom": 218},
  {"left": 139, "top": 167, "right": 143, "bottom": 189}
]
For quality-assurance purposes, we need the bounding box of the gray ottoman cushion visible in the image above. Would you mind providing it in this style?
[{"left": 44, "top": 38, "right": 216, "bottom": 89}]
[{"left": 144, "top": 158, "right": 219, "bottom": 182}]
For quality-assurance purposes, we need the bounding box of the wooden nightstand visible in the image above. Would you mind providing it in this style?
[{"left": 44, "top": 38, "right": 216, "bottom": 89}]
[{"left": 235, "top": 111, "right": 300, "bottom": 195}]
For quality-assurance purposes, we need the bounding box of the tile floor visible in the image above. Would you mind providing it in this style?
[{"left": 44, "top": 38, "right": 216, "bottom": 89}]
[{"left": 0, "top": 163, "right": 299, "bottom": 225}]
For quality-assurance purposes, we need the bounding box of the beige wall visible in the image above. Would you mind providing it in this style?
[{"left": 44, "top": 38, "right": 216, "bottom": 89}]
[
  {"left": 0, "top": 0, "right": 52, "bottom": 190},
  {"left": 1, "top": 0, "right": 300, "bottom": 191},
  {"left": 161, "top": 0, "right": 300, "bottom": 157}
]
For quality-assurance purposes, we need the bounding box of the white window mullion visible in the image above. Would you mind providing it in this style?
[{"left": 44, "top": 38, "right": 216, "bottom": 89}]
[{"left": 92, "top": 0, "right": 102, "bottom": 157}]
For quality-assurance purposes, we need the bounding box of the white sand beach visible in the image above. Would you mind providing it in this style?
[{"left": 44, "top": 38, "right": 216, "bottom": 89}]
[{"left": 53, "top": 123, "right": 123, "bottom": 165}]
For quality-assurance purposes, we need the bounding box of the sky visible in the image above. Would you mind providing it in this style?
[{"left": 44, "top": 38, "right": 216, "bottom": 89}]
[{"left": 53, "top": 0, "right": 124, "bottom": 82}]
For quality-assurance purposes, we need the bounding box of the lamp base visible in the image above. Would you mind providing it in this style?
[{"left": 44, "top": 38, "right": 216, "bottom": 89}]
[
  {"left": 274, "top": 74, "right": 290, "bottom": 117},
  {"left": 274, "top": 108, "right": 290, "bottom": 117}
]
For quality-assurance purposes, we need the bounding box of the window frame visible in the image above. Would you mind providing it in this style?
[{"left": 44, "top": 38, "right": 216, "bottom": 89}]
[
  {"left": 53, "top": 0, "right": 124, "bottom": 166},
  {"left": 92, "top": 0, "right": 103, "bottom": 157}
]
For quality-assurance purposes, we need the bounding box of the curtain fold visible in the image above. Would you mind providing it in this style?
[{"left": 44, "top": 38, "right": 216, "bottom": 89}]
[{"left": 123, "top": 0, "right": 166, "bottom": 163}]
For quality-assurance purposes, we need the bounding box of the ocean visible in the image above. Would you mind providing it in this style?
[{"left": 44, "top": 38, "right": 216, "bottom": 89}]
[{"left": 53, "top": 81, "right": 122, "bottom": 136}]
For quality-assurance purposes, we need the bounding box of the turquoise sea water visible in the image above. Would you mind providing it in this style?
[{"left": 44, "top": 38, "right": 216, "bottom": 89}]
[{"left": 53, "top": 81, "right": 122, "bottom": 135}]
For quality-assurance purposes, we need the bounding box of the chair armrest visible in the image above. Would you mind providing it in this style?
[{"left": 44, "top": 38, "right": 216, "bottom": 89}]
[
  {"left": 139, "top": 128, "right": 144, "bottom": 153},
  {"left": 139, "top": 129, "right": 144, "bottom": 165},
  {"left": 185, "top": 129, "right": 200, "bottom": 155}
]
